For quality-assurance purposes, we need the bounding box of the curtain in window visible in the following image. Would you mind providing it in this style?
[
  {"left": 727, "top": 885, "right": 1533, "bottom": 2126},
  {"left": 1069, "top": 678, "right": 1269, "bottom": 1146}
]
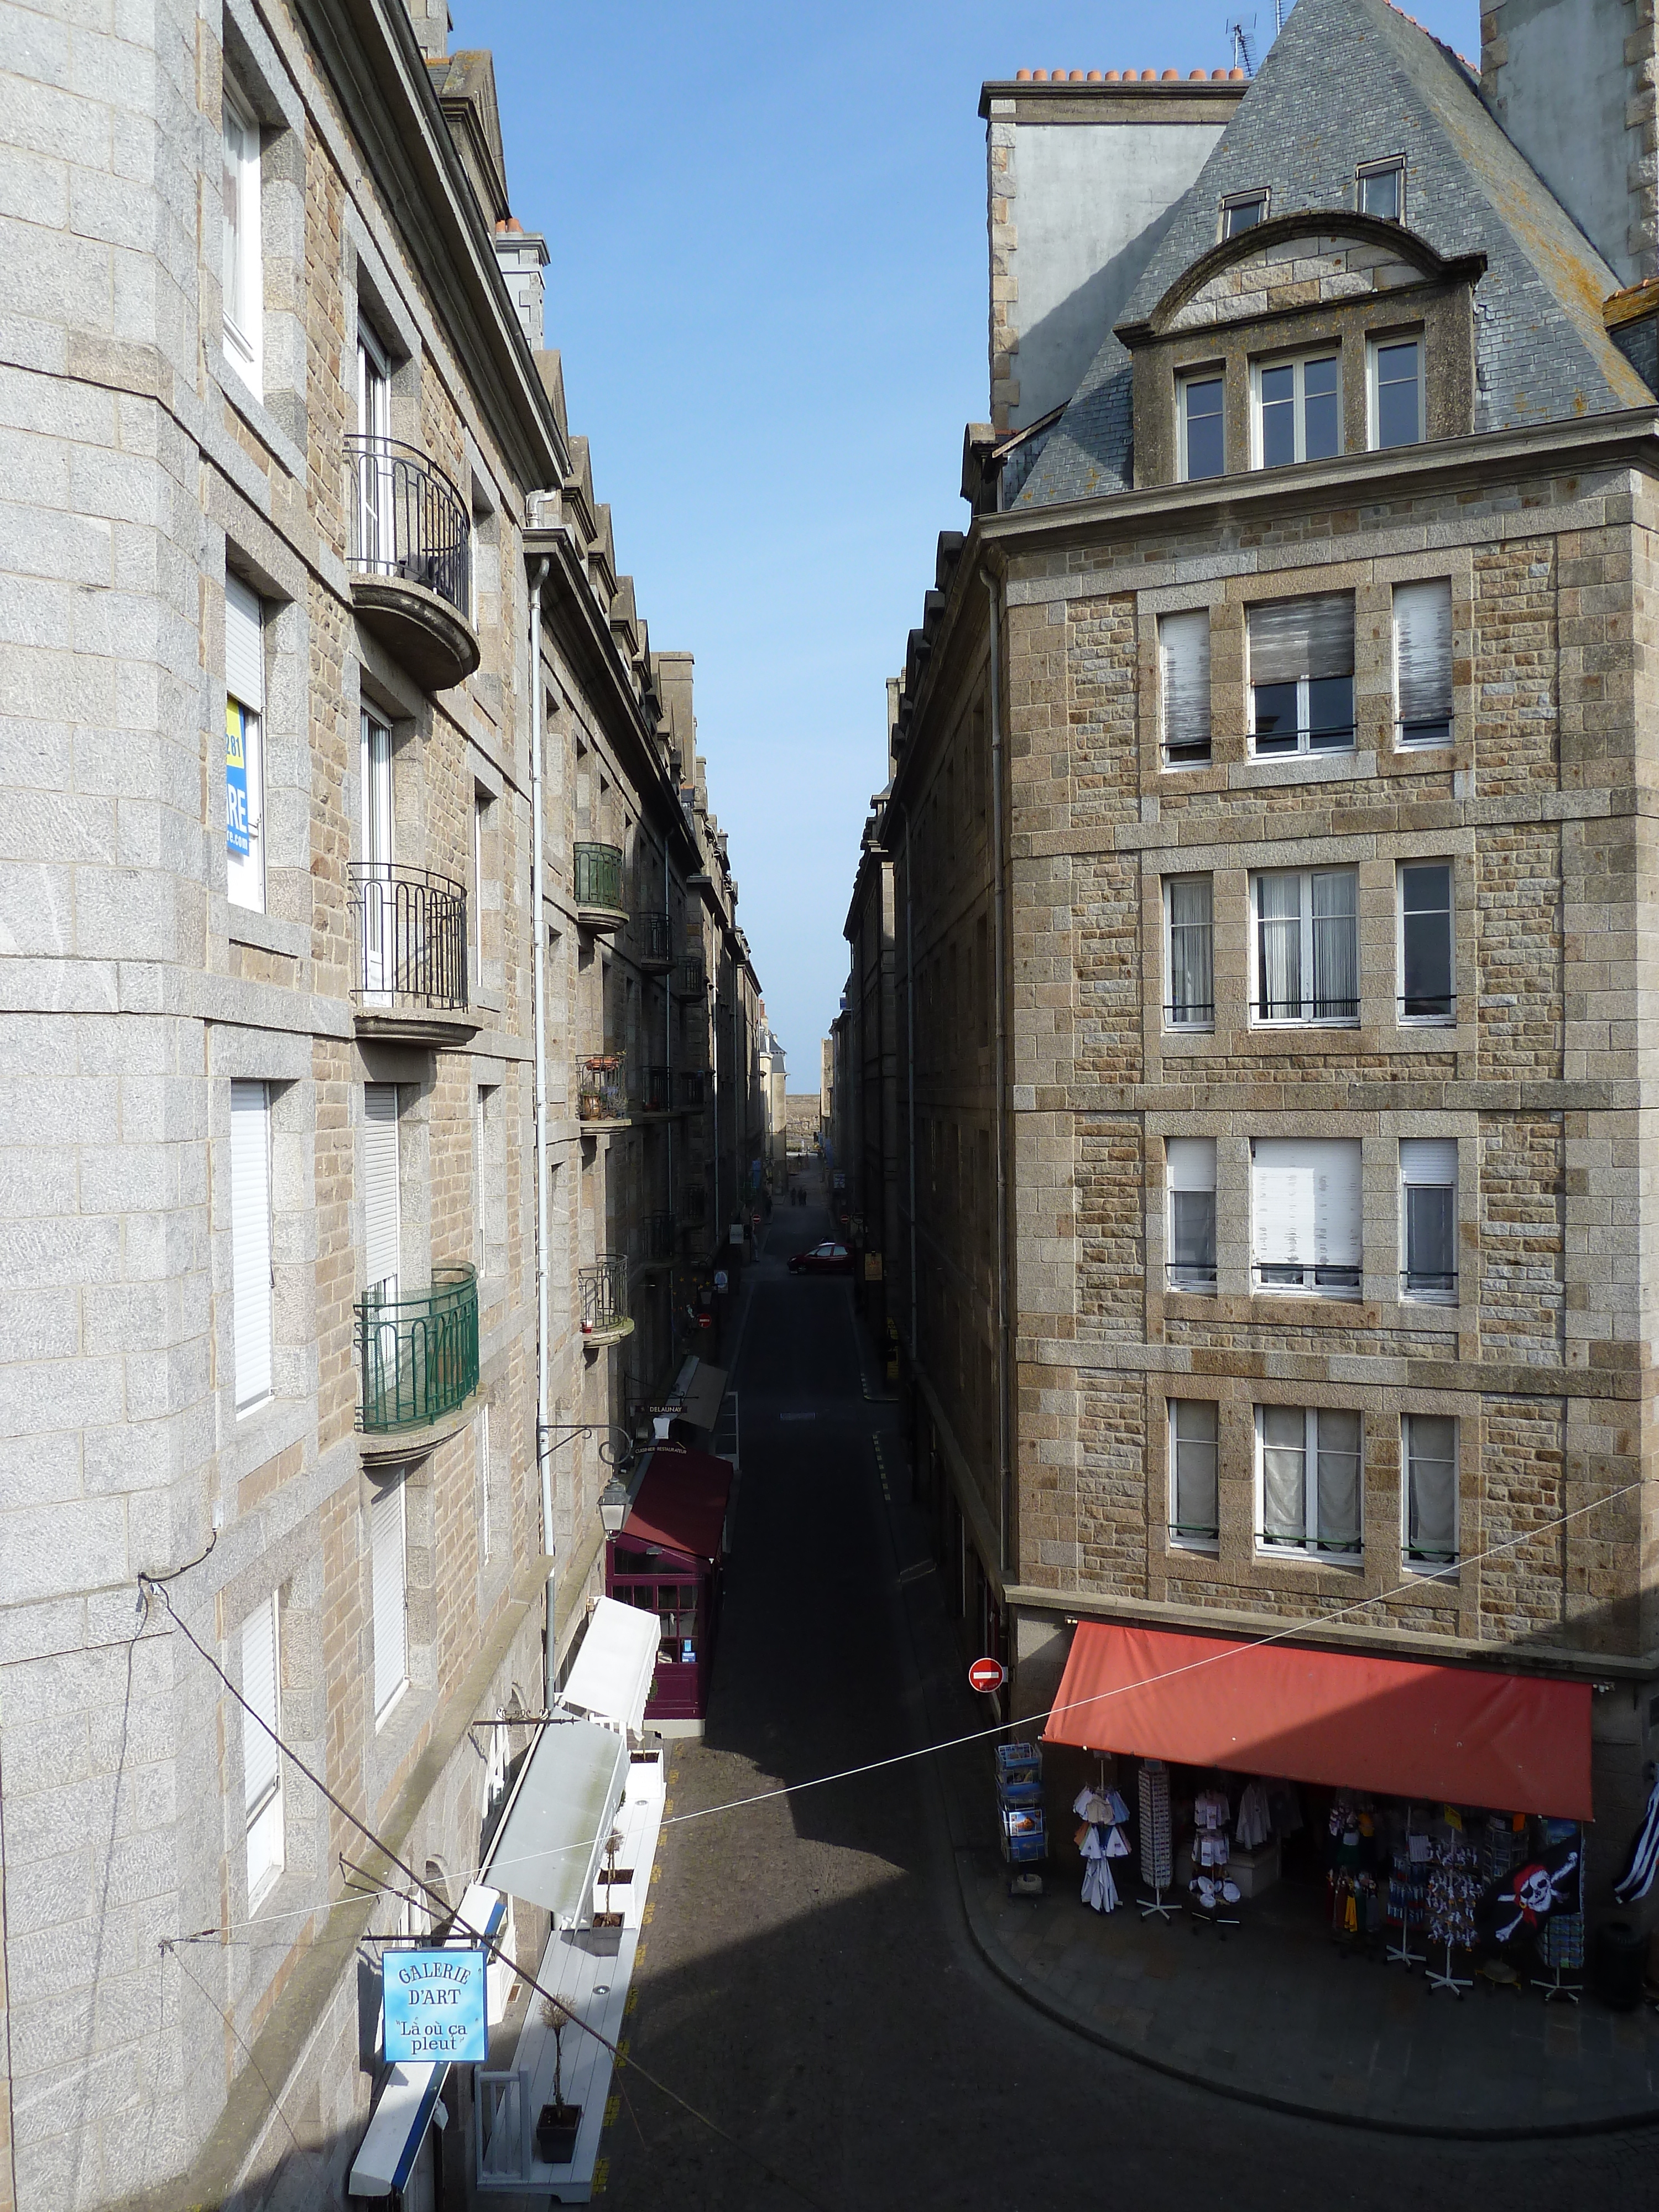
[
  {"left": 372, "top": 1474, "right": 408, "bottom": 1719},
  {"left": 1401, "top": 1136, "right": 1457, "bottom": 1290},
  {"left": 1261, "top": 1405, "right": 1306, "bottom": 1542},
  {"left": 1314, "top": 1410, "right": 1362, "bottom": 1551},
  {"left": 1172, "top": 1400, "right": 1219, "bottom": 1536},
  {"left": 1167, "top": 875, "right": 1213, "bottom": 1016},
  {"left": 1311, "top": 870, "right": 1358, "bottom": 1017},
  {"left": 1246, "top": 593, "right": 1355, "bottom": 684},
  {"left": 1406, "top": 1413, "right": 1458, "bottom": 1558},
  {"left": 242, "top": 1595, "right": 279, "bottom": 1820},
  {"left": 1400, "top": 863, "right": 1452, "bottom": 1014},
  {"left": 1253, "top": 1138, "right": 1361, "bottom": 1282},
  {"left": 1394, "top": 580, "right": 1452, "bottom": 738},
  {"left": 229, "top": 1079, "right": 272, "bottom": 1408},
  {"left": 1256, "top": 874, "right": 1301, "bottom": 1017},
  {"left": 1160, "top": 612, "right": 1212, "bottom": 760}
]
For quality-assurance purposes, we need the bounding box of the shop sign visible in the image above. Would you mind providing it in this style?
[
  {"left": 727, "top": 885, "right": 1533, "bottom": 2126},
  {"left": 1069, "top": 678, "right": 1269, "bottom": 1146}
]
[
  {"left": 728, "top": 1224, "right": 744, "bottom": 1246},
  {"left": 968, "top": 1657, "right": 1007, "bottom": 1694},
  {"left": 383, "top": 1947, "right": 488, "bottom": 2063}
]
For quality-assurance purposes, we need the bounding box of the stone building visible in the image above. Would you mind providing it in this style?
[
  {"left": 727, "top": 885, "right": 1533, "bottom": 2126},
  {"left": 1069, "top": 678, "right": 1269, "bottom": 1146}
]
[
  {"left": 0, "top": 1, "right": 761, "bottom": 2204},
  {"left": 857, "top": 0, "right": 1659, "bottom": 1895}
]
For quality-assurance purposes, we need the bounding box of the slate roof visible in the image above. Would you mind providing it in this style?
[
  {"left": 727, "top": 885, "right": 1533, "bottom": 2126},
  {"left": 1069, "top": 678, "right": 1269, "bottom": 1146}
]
[{"left": 1016, "top": 0, "right": 1652, "bottom": 509}]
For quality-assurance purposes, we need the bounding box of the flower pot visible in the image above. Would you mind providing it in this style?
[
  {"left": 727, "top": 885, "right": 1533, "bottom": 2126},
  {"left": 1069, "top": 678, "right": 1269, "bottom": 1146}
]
[{"left": 536, "top": 2101, "right": 582, "bottom": 2165}]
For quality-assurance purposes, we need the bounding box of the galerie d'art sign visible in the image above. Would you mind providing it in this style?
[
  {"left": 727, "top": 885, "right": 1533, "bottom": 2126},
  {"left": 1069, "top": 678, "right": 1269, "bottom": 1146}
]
[{"left": 383, "top": 1948, "right": 488, "bottom": 2063}]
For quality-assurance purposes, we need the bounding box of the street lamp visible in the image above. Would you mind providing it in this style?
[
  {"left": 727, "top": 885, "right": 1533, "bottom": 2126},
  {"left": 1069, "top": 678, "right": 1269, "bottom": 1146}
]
[{"left": 598, "top": 1473, "right": 630, "bottom": 1536}]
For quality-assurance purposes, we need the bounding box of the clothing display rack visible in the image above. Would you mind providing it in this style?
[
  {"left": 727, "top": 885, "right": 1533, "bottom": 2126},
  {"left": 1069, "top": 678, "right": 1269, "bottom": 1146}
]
[
  {"left": 1532, "top": 1825, "right": 1585, "bottom": 2003},
  {"left": 1073, "top": 1762, "right": 1131, "bottom": 1914},
  {"left": 1384, "top": 1813, "right": 1428, "bottom": 1968},
  {"left": 1424, "top": 1829, "right": 1479, "bottom": 1997},
  {"left": 1138, "top": 1757, "right": 1176, "bottom": 1921}
]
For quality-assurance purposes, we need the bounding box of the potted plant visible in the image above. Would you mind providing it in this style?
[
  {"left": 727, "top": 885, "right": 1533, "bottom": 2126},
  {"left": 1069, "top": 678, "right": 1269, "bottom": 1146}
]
[{"left": 535, "top": 2004, "right": 582, "bottom": 2165}]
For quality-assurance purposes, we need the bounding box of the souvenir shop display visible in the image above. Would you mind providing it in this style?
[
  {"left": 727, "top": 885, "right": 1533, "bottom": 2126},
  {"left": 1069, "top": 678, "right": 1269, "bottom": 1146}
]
[
  {"left": 1073, "top": 1774, "right": 1131, "bottom": 1914},
  {"left": 1385, "top": 1815, "right": 1430, "bottom": 1967},
  {"left": 1138, "top": 1757, "right": 1176, "bottom": 1921},
  {"left": 996, "top": 1741, "right": 1046, "bottom": 1891},
  {"left": 1186, "top": 1782, "right": 1240, "bottom": 1933},
  {"left": 1613, "top": 1772, "right": 1659, "bottom": 1906},
  {"left": 1531, "top": 1820, "right": 1587, "bottom": 2002},
  {"left": 1425, "top": 1823, "right": 1481, "bottom": 1995},
  {"left": 1324, "top": 1794, "right": 1384, "bottom": 1949},
  {"left": 1234, "top": 1778, "right": 1272, "bottom": 1851}
]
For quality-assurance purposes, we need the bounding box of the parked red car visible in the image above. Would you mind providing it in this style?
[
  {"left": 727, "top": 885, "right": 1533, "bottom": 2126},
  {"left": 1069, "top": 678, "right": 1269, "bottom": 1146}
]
[{"left": 788, "top": 1240, "right": 852, "bottom": 1276}]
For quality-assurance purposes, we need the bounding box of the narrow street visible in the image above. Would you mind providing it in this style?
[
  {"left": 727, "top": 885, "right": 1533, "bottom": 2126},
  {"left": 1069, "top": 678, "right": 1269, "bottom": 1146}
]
[{"left": 602, "top": 1181, "right": 1654, "bottom": 2212}]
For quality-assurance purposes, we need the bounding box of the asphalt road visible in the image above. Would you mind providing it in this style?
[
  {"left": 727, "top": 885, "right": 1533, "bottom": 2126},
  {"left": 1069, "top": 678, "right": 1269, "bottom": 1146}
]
[{"left": 603, "top": 1185, "right": 1655, "bottom": 2211}]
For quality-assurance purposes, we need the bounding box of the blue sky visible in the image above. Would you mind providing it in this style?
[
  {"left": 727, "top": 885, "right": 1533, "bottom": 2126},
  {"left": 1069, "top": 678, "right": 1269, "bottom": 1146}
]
[{"left": 463, "top": 0, "right": 1480, "bottom": 1074}]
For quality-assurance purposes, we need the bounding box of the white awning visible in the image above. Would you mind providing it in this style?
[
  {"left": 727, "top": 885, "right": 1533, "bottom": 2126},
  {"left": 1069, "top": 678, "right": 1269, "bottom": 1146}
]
[
  {"left": 681, "top": 1361, "right": 727, "bottom": 1430},
  {"left": 559, "top": 1596, "right": 659, "bottom": 1738},
  {"left": 482, "top": 1717, "right": 628, "bottom": 1926},
  {"left": 349, "top": 1883, "right": 505, "bottom": 2198}
]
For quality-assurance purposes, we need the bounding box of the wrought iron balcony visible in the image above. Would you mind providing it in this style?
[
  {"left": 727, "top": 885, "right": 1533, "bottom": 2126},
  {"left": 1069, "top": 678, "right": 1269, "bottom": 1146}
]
[
  {"left": 356, "top": 1266, "right": 478, "bottom": 1434},
  {"left": 638, "top": 1064, "right": 672, "bottom": 1115},
  {"left": 349, "top": 863, "right": 473, "bottom": 1040},
  {"left": 643, "top": 1211, "right": 676, "bottom": 1262},
  {"left": 579, "top": 1253, "right": 632, "bottom": 1344},
  {"left": 640, "top": 911, "right": 673, "bottom": 969},
  {"left": 577, "top": 1053, "right": 627, "bottom": 1125},
  {"left": 679, "top": 1070, "right": 706, "bottom": 1110},
  {"left": 573, "top": 843, "right": 627, "bottom": 930},
  {"left": 678, "top": 1183, "right": 707, "bottom": 1228},
  {"left": 674, "top": 957, "right": 706, "bottom": 999},
  {"left": 345, "top": 435, "right": 477, "bottom": 690}
]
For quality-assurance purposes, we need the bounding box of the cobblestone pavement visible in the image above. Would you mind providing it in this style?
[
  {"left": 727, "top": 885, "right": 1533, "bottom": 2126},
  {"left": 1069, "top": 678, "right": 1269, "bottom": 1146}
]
[{"left": 599, "top": 1184, "right": 1657, "bottom": 2210}]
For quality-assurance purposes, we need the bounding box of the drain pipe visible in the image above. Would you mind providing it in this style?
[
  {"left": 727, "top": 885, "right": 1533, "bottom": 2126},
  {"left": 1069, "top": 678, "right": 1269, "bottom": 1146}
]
[
  {"left": 904, "top": 811, "right": 917, "bottom": 1361},
  {"left": 983, "top": 569, "right": 1013, "bottom": 1579},
  {"left": 529, "top": 556, "right": 554, "bottom": 1704}
]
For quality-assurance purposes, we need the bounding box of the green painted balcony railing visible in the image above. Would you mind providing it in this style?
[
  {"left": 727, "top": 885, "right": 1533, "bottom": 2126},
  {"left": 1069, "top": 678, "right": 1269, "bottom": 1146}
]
[
  {"left": 356, "top": 1266, "right": 479, "bottom": 1432},
  {"left": 573, "top": 842, "right": 625, "bottom": 915}
]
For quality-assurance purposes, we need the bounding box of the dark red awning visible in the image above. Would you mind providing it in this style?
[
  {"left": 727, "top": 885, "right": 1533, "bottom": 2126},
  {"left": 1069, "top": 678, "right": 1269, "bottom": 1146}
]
[
  {"left": 620, "top": 1448, "right": 732, "bottom": 1564},
  {"left": 1044, "top": 1622, "right": 1592, "bottom": 1820}
]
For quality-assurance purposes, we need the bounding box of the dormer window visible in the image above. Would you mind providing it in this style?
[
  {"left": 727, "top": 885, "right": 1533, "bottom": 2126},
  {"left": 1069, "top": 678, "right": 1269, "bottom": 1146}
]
[
  {"left": 1369, "top": 332, "right": 1425, "bottom": 448},
  {"left": 1220, "top": 191, "right": 1269, "bottom": 238},
  {"left": 1253, "top": 352, "right": 1340, "bottom": 468},
  {"left": 1177, "top": 371, "right": 1225, "bottom": 481},
  {"left": 1357, "top": 158, "right": 1405, "bottom": 221}
]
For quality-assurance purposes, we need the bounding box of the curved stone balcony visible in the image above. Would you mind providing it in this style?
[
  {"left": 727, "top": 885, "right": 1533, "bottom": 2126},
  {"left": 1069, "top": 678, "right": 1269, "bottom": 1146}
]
[{"left": 346, "top": 435, "right": 479, "bottom": 691}]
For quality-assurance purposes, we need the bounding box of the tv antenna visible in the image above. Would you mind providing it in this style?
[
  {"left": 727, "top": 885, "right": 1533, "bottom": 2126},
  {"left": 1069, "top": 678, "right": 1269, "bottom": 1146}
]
[{"left": 1226, "top": 13, "right": 1258, "bottom": 72}]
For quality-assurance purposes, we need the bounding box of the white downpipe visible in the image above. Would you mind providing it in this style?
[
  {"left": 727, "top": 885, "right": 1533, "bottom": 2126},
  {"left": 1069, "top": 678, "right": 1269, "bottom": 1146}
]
[
  {"left": 983, "top": 569, "right": 1012, "bottom": 1578},
  {"left": 529, "top": 556, "right": 554, "bottom": 1705}
]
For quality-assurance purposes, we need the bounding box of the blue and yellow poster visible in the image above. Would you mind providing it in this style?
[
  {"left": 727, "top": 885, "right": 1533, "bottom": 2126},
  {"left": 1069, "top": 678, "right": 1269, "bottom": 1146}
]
[{"left": 226, "top": 701, "right": 251, "bottom": 857}]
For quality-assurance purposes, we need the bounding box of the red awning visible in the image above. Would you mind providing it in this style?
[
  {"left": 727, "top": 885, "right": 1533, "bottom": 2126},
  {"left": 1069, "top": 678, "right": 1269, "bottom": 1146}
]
[
  {"left": 620, "top": 1448, "right": 733, "bottom": 1564},
  {"left": 1044, "top": 1622, "right": 1592, "bottom": 1820}
]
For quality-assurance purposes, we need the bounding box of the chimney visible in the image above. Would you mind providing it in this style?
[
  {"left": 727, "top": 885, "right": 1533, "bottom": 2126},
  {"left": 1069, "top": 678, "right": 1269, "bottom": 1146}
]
[
  {"left": 981, "top": 71, "right": 1248, "bottom": 432},
  {"left": 1482, "top": 0, "right": 1658, "bottom": 285}
]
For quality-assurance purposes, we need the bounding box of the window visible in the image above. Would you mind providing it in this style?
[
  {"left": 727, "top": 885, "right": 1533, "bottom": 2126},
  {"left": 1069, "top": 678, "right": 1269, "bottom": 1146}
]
[
  {"left": 1167, "top": 1138, "right": 1217, "bottom": 1290},
  {"left": 1165, "top": 875, "right": 1214, "bottom": 1026},
  {"left": 1252, "top": 868, "right": 1359, "bottom": 1024},
  {"left": 472, "top": 788, "right": 490, "bottom": 988},
  {"left": 221, "top": 80, "right": 262, "bottom": 390},
  {"left": 1160, "top": 609, "right": 1212, "bottom": 765},
  {"left": 1178, "top": 372, "right": 1225, "bottom": 482},
  {"left": 243, "top": 1592, "right": 283, "bottom": 1899},
  {"left": 360, "top": 711, "right": 393, "bottom": 996},
  {"left": 1222, "top": 191, "right": 1267, "bottom": 236},
  {"left": 364, "top": 1084, "right": 400, "bottom": 1304},
  {"left": 229, "top": 1079, "right": 273, "bottom": 1411},
  {"left": 477, "top": 1404, "right": 493, "bottom": 1561},
  {"left": 1358, "top": 158, "right": 1404, "bottom": 221},
  {"left": 1370, "top": 333, "right": 1423, "bottom": 449},
  {"left": 1258, "top": 1405, "right": 1362, "bottom": 1556},
  {"left": 1400, "top": 1138, "right": 1457, "bottom": 1298},
  {"left": 1170, "top": 1400, "right": 1220, "bottom": 1546},
  {"left": 1404, "top": 1413, "right": 1458, "bottom": 1567},
  {"left": 1254, "top": 353, "right": 1340, "bottom": 469},
  {"left": 225, "top": 577, "right": 265, "bottom": 913},
  {"left": 1393, "top": 580, "right": 1452, "bottom": 744},
  {"left": 1246, "top": 593, "right": 1354, "bottom": 755},
  {"left": 1251, "top": 1136, "right": 1361, "bottom": 1296},
  {"left": 355, "top": 321, "right": 393, "bottom": 569},
  {"left": 1398, "top": 862, "right": 1454, "bottom": 1020},
  {"left": 372, "top": 1472, "right": 409, "bottom": 1723}
]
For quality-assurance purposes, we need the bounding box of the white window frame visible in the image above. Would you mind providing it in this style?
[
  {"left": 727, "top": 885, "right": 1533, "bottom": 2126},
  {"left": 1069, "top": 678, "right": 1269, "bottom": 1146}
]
[
  {"left": 1250, "top": 868, "right": 1360, "bottom": 1027},
  {"left": 1245, "top": 594, "right": 1356, "bottom": 758},
  {"left": 355, "top": 320, "right": 393, "bottom": 570},
  {"left": 1250, "top": 349, "right": 1342, "bottom": 469},
  {"left": 1392, "top": 578, "right": 1453, "bottom": 747},
  {"left": 242, "top": 1591, "right": 284, "bottom": 1902},
  {"left": 1159, "top": 609, "right": 1212, "bottom": 768},
  {"left": 1402, "top": 1412, "right": 1459, "bottom": 1571},
  {"left": 1177, "top": 369, "right": 1226, "bottom": 483},
  {"left": 1396, "top": 860, "right": 1455, "bottom": 1025},
  {"left": 229, "top": 1079, "right": 274, "bottom": 1413},
  {"left": 1220, "top": 190, "right": 1269, "bottom": 237},
  {"left": 1399, "top": 1137, "right": 1458, "bottom": 1302},
  {"left": 1166, "top": 1137, "right": 1218, "bottom": 1292},
  {"left": 221, "top": 79, "right": 262, "bottom": 394},
  {"left": 472, "top": 787, "right": 490, "bottom": 989},
  {"left": 225, "top": 577, "right": 266, "bottom": 915},
  {"left": 1357, "top": 156, "right": 1405, "bottom": 222},
  {"left": 1251, "top": 1135, "right": 1363, "bottom": 1297},
  {"left": 1368, "top": 330, "right": 1425, "bottom": 450},
  {"left": 1255, "top": 1404, "right": 1363, "bottom": 1559},
  {"left": 1168, "top": 1399, "right": 1220, "bottom": 1550},
  {"left": 477, "top": 1402, "right": 493, "bottom": 1561},
  {"left": 372, "top": 1470, "right": 409, "bottom": 1726},
  {"left": 1164, "top": 875, "right": 1214, "bottom": 1029}
]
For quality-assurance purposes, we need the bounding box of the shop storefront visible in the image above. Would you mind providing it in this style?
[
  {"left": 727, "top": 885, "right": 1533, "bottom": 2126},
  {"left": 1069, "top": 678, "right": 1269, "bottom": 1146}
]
[{"left": 604, "top": 1446, "right": 734, "bottom": 1733}]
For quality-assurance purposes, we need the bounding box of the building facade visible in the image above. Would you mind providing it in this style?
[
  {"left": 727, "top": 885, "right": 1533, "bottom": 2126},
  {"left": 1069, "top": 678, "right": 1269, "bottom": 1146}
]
[
  {"left": 0, "top": 2, "right": 761, "bottom": 2204},
  {"left": 860, "top": 0, "right": 1659, "bottom": 1898}
]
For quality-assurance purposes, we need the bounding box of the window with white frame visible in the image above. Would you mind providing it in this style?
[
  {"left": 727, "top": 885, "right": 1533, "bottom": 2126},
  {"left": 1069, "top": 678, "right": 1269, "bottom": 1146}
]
[
  {"left": 1258, "top": 1404, "right": 1362, "bottom": 1556},
  {"left": 1160, "top": 609, "right": 1212, "bottom": 765},
  {"left": 372, "top": 1471, "right": 409, "bottom": 1724},
  {"left": 1178, "top": 371, "right": 1225, "bottom": 482},
  {"left": 1393, "top": 579, "right": 1452, "bottom": 744},
  {"left": 1251, "top": 868, "right": 1359, "bottom": 1024},
  {"left": 1167, "top": 1138, "right": 1218, "bottom": 1290},
  {"left": 477, "top": 1402, "right": 493, "bottom": 1561},
  {"left": 242, "top": 1592, "right": 283, "bottom": 1899},
  {"left": 1246, "top": 593, "right": 1355, "bottom": 755},
  {"left": 1397, "top": 861, "right": 1454, "bottom": 1021},
  {"left": 221, "top": 80, "right": 262, "bottom": 392},
  {"left": 1254, "top": 353, "right": 1340, "bottom": 469},
  {"left": 1251, "top": 1136, "right": 1362, "bottom": 1296},
  {"left": 355, "top": 320, "right": 393, "bottom": 571},
  {"left": 472, "top": 787, "right": 491, "bottom": 987},
  {"left": 1357, "top": 158, "right": 1405, "bottom": 221},
  {"left": 225, "top": 577, "right": 266, "bottom": 914},
  {"left": 1169, "top": 1400, "right": 1220, "bottom": 1546},
  {"left": 1403, "top": 1412, "right": 1458, "bottom": 1567},
  {"left": 1400, "top": 1137, "right": 1457, "bottom": 1298},
  {"left": 1222, "top": 190, "right": 1267, "bottom": 237},
  {"left": 229, "top": 1079, "right": 273, "bottom": 1411},
  {"left": 1369, "top": 332, "right": 1423, "bottom": 449},
  {"left": 1165, "top": 875, "right": 1214, "bottom": 1026}
]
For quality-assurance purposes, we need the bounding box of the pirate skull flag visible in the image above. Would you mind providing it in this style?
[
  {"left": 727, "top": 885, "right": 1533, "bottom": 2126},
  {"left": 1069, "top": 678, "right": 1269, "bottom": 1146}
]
[{"left": 1475, "top": 1835, "right": 1582, "bottom": 1951}]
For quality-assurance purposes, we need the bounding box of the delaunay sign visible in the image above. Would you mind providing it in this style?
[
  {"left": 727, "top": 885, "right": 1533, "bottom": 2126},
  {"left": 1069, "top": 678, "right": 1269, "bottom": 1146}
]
[{"left": 382, "top": 1947, "right": 488, "bottom": 2064}]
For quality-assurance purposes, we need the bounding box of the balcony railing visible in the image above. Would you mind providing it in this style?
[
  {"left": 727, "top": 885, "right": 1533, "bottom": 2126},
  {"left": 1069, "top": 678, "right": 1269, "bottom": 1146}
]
[
  {"left": 346, "top": 435, "right": 471, "bottom": 617},
  {"left": 573, "top": 842, "right": 625, "bottom": 917},
  {"left": 1167, "top": 1261, "right": 1218, "bottom": 1291},
  {"left": 679, "top": 1070, "right": 706, "bottom": 1110},
  {"left": 356, "top": 1267, "right": 478, "bottom": 1432},
  {"left": 577, "top": 1053, "right": 627, "bottom": 1123},
  {"left": 679, "top": 1184, "right": 707, "bottom": 1228},
  {"left": 644, "top": 1211, "right": 676, "bottom": 1262},
  {"left": 579, "top": 1253, "right": 630, "bottom": 1340},
  {"left": 641, "top": 911, "right": 673, "bottom": 967},
  {"left": 675, "top": 957, "right": 706, "bottom": 999},
  {"left": 639, "top": 1065, "right": 672, "bottom": 1114},
  {"left": 350, "top": 863, "right": 468, "bottom": 1011}
]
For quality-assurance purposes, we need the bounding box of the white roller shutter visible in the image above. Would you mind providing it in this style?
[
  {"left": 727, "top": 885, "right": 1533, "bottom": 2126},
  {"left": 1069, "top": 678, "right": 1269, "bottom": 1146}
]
[
  {"left": 1253, "top": 1137, "right": 1361, "bottom": 1267},
  {"left": 1160, "top": 610, "right": 1211, "bottom": 759},
  {"left": 1394, "top": 580, "right": 1452, "bottom": 734},
  {"left": 1399, "top": 1137, "right": 1457, "bottom": 1187},
  {"left": 1166, "top": 1136, "right": 1217, "bottom": 1192},
  {"left": 226, "top": 576, "right": 265, "bottom": 711},
  {"left": 242, "top": 1594, "right": 280, "bottom": 1817},
  {"left": 372, "top": 1474, "right": 408, "bottom": 1720},
  {"left": 363, "top": 1084, "right": 400, "bottom": 1297},
  {"left": 229, "top": 1081, "right": 273, "bottom": 1409},
  {"left": 1247, "top": 593, "right": 1354, "bottom": 682}
]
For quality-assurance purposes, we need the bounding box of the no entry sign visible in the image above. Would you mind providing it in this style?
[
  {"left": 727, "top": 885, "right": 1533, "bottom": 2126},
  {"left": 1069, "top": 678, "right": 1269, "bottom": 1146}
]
[{"left": 968, "top": 1657, "right": 1006, "bottom": 1694}]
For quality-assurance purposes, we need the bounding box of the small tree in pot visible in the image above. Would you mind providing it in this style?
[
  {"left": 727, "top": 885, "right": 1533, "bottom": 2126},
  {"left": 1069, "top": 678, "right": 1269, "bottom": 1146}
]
[{"left": 535, "top": 2001, "right": 582, "bottom": 2165}]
